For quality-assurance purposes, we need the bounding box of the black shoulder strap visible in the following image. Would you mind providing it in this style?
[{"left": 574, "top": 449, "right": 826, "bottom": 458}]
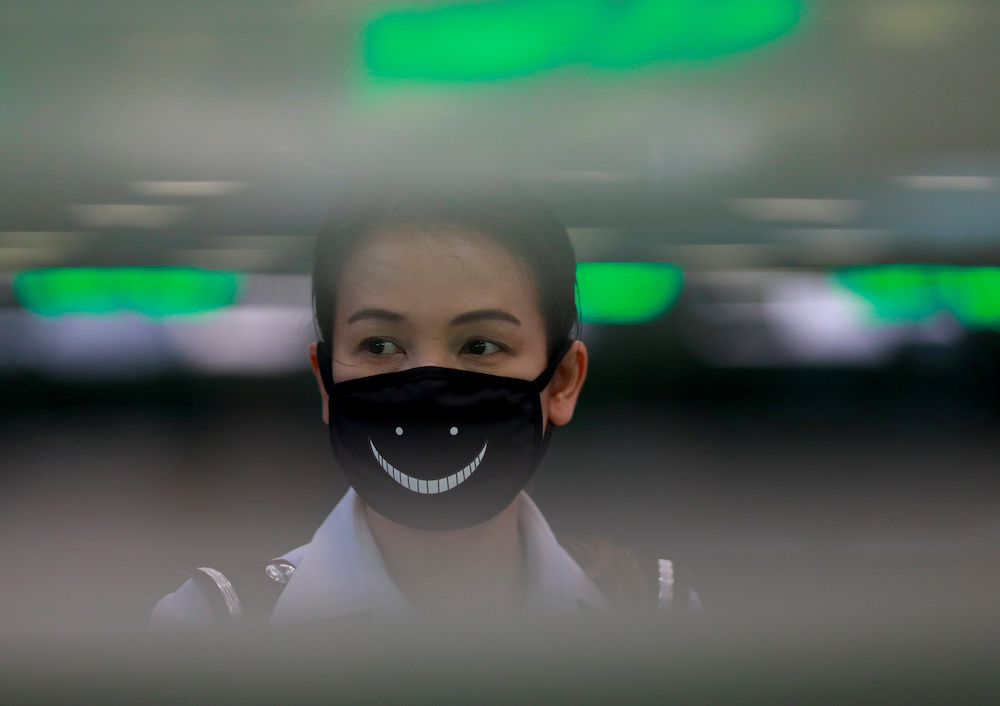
[{"left": 184, "top": 559, "right": 297, "bottom": 621}]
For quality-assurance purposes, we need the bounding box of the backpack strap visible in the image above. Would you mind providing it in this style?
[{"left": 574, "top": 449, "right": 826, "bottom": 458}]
[
  {"left": 555, "top": 533, "right": 658, "bottom": 611},
  {"left": 183, "top": 559, "right": 297, "bottom": 621},
  {"left": 657, "top": 559, "right": 674, "bottom": 611},
  {"left": 553, "top": 529, "right": 697, "bottom": 613},
  {"left": 184, "top": 549, "right": 696, "bottom": 619},
  {"left": 657, "top": 558, "right": 695, "bottom": 613}
]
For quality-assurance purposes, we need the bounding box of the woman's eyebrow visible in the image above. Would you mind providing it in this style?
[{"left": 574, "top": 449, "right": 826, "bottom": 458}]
[
  {"left": 449, "top": 309, "right": 521, "bottom": 327},
  {"left": 346, "top": 308, "right": 404, "bottom": 324}
]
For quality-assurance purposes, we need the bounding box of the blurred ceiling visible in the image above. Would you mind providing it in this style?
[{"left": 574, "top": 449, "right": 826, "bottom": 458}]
[{"left": 1, "top": 0, "right": 999, "bottom": 274}]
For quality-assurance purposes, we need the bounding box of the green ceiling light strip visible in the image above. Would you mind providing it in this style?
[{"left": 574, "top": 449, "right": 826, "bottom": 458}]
[
  {"left": 12, "top": 267, "right": 244, "bottom": 318},
  {"left": 362, "top": 0, "right": 804, "bottom": 81},
  {"left": 363, "top": 0, "right": 603, "bottom": 81},
  {"left": 938, "top": 267, "right": 1000, "bottom": 329},
  {"left": 589, "top": 0, "right": 803, "bottom": 68},
  {"left": 833, "top": 266, "right": 943, "bottom": 325},
  {"left": 577, "top": 262, "right": 683, "bottom": 324},
  {"left": 832, "top": 265, "right": 1000, "bottom": 329}
]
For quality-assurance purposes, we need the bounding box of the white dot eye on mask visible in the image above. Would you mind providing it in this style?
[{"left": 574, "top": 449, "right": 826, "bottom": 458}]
[
  {"left": 395, "top": 427, "right": 403, "bottom": 435},
  {"left": 450, "top": 426, "right": 458, "bottom": 436}
]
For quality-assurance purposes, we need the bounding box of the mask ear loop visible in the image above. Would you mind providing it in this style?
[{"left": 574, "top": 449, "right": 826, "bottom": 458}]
[
  {"left": 532, "top": 339, "right": 575, "bottom": 391},
  {"left": 316, "top": 342, "right": 336, "bottom": 396},
  {"left": 532, "top": 338, "right": 576, "bottom": 450}
]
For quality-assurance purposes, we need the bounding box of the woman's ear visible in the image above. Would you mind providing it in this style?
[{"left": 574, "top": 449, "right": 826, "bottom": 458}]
[
  {"left": 308, "top": 342, "right": 331, "bottom": 425},
  {"left": 546, "top": 340, "right": 588, "bottom": 427}
]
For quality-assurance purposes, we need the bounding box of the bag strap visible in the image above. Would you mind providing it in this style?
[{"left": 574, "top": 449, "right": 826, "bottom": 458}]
[
  {"left": 184, "top": 559, "right": 297, "bottom": 621},
  {"left": 657, "top": 559, "right": 693, "bottom": 612},
  {"left": 554, "top": 531, "right": 696, "bottom": 613},
  {"left": 185, "top": 549, "right": 694, "bottom": 619}
]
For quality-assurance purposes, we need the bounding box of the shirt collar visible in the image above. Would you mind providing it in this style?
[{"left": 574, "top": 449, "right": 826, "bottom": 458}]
[{"left": 271, "top": 489, "right": 604, "bottom": 625}]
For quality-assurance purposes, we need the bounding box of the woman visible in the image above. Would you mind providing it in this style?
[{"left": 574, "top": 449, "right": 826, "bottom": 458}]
[{"left": 152, "top": 181, "right": 667, "bottom": 625}]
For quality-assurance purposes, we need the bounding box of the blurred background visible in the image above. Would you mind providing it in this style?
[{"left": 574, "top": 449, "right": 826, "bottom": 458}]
[{"left": 2, "top": 0, "right": 1000, "bottom": 641}]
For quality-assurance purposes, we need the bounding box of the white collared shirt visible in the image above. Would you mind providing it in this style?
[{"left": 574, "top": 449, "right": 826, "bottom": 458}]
[{"left": 151, "top": 490, "right": 605, "bottom": 625}]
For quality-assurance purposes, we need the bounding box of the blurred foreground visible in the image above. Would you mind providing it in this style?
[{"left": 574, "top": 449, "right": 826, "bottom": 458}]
[{"left": 4, "top": 612, "right": 999, "bottom": 704}]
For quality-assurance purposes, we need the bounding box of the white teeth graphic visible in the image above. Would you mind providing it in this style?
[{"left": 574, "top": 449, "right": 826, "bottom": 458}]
[{"left": 369, "top": 439, "right": 488, "bottom": 494}]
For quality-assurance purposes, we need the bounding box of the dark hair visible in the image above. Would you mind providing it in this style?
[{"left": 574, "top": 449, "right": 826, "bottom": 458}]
[{"left": 311, "top": 181, "right": 579, "bottom": 357}]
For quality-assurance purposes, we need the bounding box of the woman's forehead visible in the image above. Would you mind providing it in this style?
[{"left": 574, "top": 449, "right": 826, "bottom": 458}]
[{"left": 335, "top": 226, "right": 542, "bottom": 318}]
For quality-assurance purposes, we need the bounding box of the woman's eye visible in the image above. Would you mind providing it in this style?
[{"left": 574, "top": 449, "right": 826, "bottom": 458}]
[
  {"left": 464, "top": 339, "right": 501, "bottom": 356},
  {"left": 364, "top": 339, "right": 400, "bottom": 355}
]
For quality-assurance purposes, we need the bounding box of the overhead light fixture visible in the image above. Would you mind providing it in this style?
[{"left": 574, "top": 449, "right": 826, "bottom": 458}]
[
  {"left": 576, "top": 262, "right": 683, "bottom": 323},
  {"left": 525, "top": 171, "right": 641, "bottom": 183},
  {"left": 204, "top": 235, "right": 312, "bottom": 250},
  {"left": 896, "top": 176, "right": 999, "bottom": 191},
  {"left": 653, "top": 244, "right": 787, "bottom": 268},
  {"left": 0, "top": 231, "right": 95, "bottom": 246},
  {"left": 0, "top": 232, "right": 97, "bottom": 271},
  {"left": 363, "top": 0, "right": 804, "bottom": 81},
  {"left": 726, "top": 198, "right": 865, "bottom": 223},
  {"left": 937, "top": 268, "right": 1000, "bottom": 329},
  {"left": 166, "top": 249, "right": 282, "bottom": 271},
  {"left": 69, "top": 204, "right": 189, "bottom": 229},
  {"left": 567, "top": 228, "right": 625, "bottom": 238},
  {"left": 771, "top": 228, "right": 892, "bottom": 265},
  {"left": 774, "top": 228, "right": 890, "bottom": 239},
  {"left": 833, "top": 266, "right": 942, "bottom": 324},
  {"left": 589, "top": 0, "right": 804, "bottom": 68},
  {"left": 832, "top": 265, "right": 1000, "bottom": 329},
  {"left": 128, "top": 181, "right": 249, "bottom": 197},
  {"left": 12, "top": 267, "right": 244, "bottom": 318},
  {"left": 0, "top": 248, "right": 70, "bottom": 270},
  {"left": 862, "top": 0, "right": 972, "bottom": 47}
]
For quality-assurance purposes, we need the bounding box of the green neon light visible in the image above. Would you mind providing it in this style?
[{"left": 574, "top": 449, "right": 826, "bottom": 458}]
[
  {"left": 938, "top": 268, "right": 1000, "bottom": 329},
  {"left": 364, "top": 0, "right": 603, "bottom": 81},
  {"left": 833, "top": 266, "right": 943, "bottom": 324},
  {"left": 832, "top": 265, "right": 1000, "bottom": 330},
  {"left": 590, "top": 0, "right": 802, "bottom": 67},
  {"left": 363, "top": 0, "right": 804, "bottom": 81},
  {"left": 577, "top": 262, "right": 683, "bottom": 324},
  {"left": 12, "top": 267, "right": 244, "bottom": 318}
]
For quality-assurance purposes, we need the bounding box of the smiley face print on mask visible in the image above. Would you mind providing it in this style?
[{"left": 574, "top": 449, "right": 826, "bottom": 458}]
[{"left": 369, "top": 423, "right": 488, "bottom": 496}]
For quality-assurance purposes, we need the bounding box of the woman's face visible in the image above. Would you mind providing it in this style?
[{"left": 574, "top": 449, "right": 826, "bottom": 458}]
[{"left": 330, "top": 225, "right": 551, "bottom": 385}]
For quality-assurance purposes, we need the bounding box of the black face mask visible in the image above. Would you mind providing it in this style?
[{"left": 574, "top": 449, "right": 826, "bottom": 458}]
[{"left": 316, "top": 341, "right": 573, "bottom": 531}]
